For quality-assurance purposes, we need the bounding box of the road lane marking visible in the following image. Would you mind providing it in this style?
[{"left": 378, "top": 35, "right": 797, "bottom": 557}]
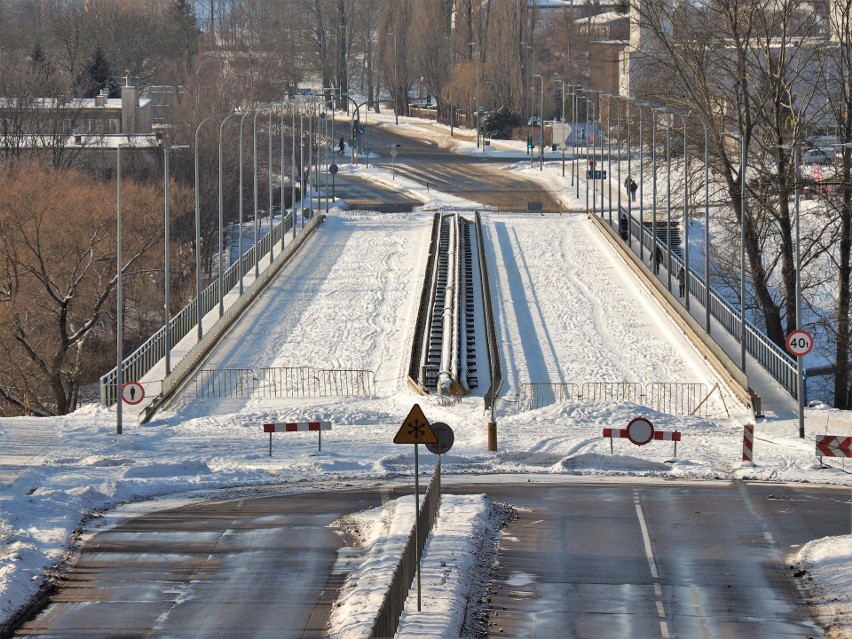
[{"left": 634, "top": 490, "right": 670, "bottom": 639}]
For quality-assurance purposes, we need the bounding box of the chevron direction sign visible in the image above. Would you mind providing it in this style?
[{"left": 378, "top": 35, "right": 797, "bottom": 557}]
[{"left": 816, "top": 435, "right": 852, "bottom": 458}]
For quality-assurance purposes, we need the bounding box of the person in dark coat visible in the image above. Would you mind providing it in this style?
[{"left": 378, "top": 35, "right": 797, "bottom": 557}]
[
  {"left": 338, "top": 137, "right": 345, "bottom": 154},
  {"left": 677, "top": 266, "right": 686, "bottom": 297},
  {"left": 654, "top": 246, "right": 663, "bottom": 274},
  {"left": 629, "top": 178, "right": 638, "bottom": 201}
]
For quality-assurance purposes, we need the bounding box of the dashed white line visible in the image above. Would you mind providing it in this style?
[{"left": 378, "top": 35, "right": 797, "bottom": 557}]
[{"left": 634, "top": 489, "right": 670, "bottom": 639}]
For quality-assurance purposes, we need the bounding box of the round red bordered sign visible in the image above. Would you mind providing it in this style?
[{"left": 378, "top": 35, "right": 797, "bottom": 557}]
[
  {"left": 121, "top": 381, "right": 145, "bottom": 405},
  {"left": 626, "top": 417, "right": 655, "bottom": 446},
  {"left": 785, "top": 329, "right": 814, "bottom": 357}
]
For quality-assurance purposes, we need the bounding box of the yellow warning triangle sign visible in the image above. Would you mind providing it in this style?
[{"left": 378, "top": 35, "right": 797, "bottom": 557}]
[{"left": 393, "top": 404, "right": 438, "bottom": 444}]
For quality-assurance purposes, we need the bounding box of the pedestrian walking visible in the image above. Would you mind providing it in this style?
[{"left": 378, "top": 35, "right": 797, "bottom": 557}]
[
  {"left": 677, "top": 266, "right": 686, "bottom": 297},
  {"left": 654, "top": 245, "right": 663, "bottom": 274},
  {"left": 338, "top": 136, "right": 345, "bottom": 154},
  {"left": 629, "top": 178, "right": 638, "bottom": 201}
]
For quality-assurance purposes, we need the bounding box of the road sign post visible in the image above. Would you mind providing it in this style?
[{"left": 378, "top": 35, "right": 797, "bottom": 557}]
[
  {"left": 390, "top": 147, "right": 399, "bottom": 180},
  {"left": 785, "top": 329, "right": 814, "bottom": 439},
  {"left": 393, "top": 404, "right": 437, "bottom": 612}
]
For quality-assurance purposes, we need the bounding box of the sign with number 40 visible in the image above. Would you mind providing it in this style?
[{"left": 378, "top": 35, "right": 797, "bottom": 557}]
[{"left": 786, "top": 329, "right": 814, "bottom": 357}]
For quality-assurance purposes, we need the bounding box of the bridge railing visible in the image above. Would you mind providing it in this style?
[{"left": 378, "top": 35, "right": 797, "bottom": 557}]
[
  {"left": 370, "top": 461, "right": 441, "bottom": 639},
  {"left": 100, "top": 212, "right": 298, "bottom": 406},
  {"left": 620, "top": 207, "right": 798, "bottom": 398}
]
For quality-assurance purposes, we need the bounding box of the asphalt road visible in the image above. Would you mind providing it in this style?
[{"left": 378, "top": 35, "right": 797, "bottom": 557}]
[
  {"left": 11, "top": 481, "right": 849, "bottom": 639},
  {"left": 331, "top": 120, "right": 565, "bottom": 212},
  {"left": 470, "top": 481, "right": 848, "bottom": 639}
]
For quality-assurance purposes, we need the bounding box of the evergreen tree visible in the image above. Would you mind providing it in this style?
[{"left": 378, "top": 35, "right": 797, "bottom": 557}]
[{"left": 77, "top": 45, "right": 119, "bottom": 98}]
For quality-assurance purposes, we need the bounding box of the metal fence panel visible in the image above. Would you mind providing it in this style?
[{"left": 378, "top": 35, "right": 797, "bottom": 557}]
[
  {"left": 517, "top": 381, "right": 710, "bottom": 417},
  {"left": 193, "top": 367, "right": 375, "bottom": 399}
]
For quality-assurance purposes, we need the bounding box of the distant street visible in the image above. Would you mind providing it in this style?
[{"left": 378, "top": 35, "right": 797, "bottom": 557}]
[
  {"left": 331, "top": 119, "right": 565, "bottom": 212},
  {"left": 13, "top": 482, "right": 848, "bottom": 638}
]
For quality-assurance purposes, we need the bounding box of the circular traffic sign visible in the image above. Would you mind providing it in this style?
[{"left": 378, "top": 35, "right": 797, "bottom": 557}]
[
  {"left": 625, "top": 417, "right": 654, "bottom": 446},
  {"left": 425, "top": 422, "right": 455, "bottom": 455},
  {"left": 121, "top": 381, "right": 145, "bottom": 405},
  {"left": 329, "top": 163, "right": 338, "bottom": 174},
  {"left": 786, "top": 329, "right": 814, "bottom": 357}
]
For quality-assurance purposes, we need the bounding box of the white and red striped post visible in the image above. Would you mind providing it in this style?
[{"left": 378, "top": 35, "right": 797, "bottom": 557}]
[{"left": 742, "top": 424, "right": 754, "bottom": 464}]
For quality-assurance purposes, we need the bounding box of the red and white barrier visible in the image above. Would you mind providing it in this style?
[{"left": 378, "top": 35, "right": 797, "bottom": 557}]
[
  {"left": 263, "top": 421, "right": 332, "bottom": 455},
  {"left": 602, "top": 428, "right": 682, "bottom": 442},
  {"left": 816, "top": 435, "right": 852, "bottom": 468},
  {"left": 603, "top": 417, "right": 681, "bottom": 456},
  {"left": 263, "top": 421, "right": 330, "bottom": 432},
  {"left": 742, "top": 424, "right": 754, "bottom": 463}
]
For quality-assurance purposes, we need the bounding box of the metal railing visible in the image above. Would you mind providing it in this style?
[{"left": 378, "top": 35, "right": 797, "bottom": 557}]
[
  {"left": 620, "top": 208, "right": 798, "bottom": 397},
  {"left": 518, "top": 381, "right": 710, "bottom": 417},
  {"left": 100, "top": 212, "right": 297, "bottom": 406},
  {"left": 475, "top": 211, "right": 503, "bottom": 414},
  {"left": 193, "top": 366, "right": 374, "bottom": 399},
  {"left": 370, "top": 461, "right": 442, "bottom": 639}
]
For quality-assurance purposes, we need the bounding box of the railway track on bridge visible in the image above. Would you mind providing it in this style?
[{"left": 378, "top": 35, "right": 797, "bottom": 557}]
[{"left": 408, "top": 211, "right": 502, "bottom": 409}]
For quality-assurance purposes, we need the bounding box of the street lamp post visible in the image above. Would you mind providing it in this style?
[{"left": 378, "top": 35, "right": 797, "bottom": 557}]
[
  {"left": 739, "top": 132, "right": 747, "bottom": 372},
  {"left": 584, "top": 96, "right": 591, "bottom": 214},
  {"left": 448, "top": 29, "right": 455, "bottom": 137},
  {"left": 691, "top": 112, "right": 710, "bottom": 333},
  {"left": 575, "top": 90, "right": 581, "bottom": 198},
  {"left": 254, "top": 109, "right": 262, "bottom": 278},
  {"left": 237, "top": 110, "right": 253, "bottom": 296},
  {"left": 115, "top": 143, "right": 128, "bottom": 435},
  {"left": 390, "top": 32, "right": 398, "bottom": 125},
  {"left": 794, "top": 145, "right": 804, "bottom": 438},
  {"left": 472, "top": 42, "right": 482, "bottom": 149},
  {"left": 218, "top": 111, "right": 241, "bottom": 316},
  {"left": 605, "top": 94, "right": 614, "bottom": 225},
  {"left": 720, "top": 129, "right": 748, "bottom": 373},
  {"left": 194, "top": 114, "right": 221, "bottom": 342},
  {"left": 638, "top": 105, "right": 645, "bottom": 261},
  {"left": 651, "top": 107, "right": 661, "bottom": 273},
  {"left": 163, "top": 143, "right": 190, "bottom": 377},
  {"left": 539, "top": 74, "right": 544, "bottom": 169},
  {"left": 676, "top": 111, "right": 689, "bottom": 309},
  {"left": 665, "top": 108, "right": 673, "bottom": 292}
]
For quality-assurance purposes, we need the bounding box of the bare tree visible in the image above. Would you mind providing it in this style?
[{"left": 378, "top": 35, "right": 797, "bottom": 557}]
[
  {"left": 0, "top": 161, "right": 189, "bottom": 415},
  {"left": 634, "top": 0, "right": 826, "bottom": 351}
]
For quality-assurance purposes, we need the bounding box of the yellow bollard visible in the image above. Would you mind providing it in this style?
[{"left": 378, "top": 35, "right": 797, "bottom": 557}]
[{"left": 487, "top": 421, "right": 497, "bottom": 452}]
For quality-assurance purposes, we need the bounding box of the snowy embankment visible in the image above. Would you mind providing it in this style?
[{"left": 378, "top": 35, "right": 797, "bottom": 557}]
[{"left": 1, "top": 124, "right": 850, "bottom": 637}]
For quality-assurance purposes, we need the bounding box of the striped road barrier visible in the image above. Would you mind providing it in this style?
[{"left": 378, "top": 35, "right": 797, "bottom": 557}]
[{"left": 263, "top": 421, "right": 332, "bottom": 455}]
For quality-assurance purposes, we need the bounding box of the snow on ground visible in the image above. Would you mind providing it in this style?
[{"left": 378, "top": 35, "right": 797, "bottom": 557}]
[{"left": 0, "top": 109, "right": 850, "bottom": 638}]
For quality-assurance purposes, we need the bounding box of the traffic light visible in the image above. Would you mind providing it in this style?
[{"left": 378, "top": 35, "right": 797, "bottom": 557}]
[
  {"left": 351, "top": 120, "right": 359, "bottom": 139},
  {"left": 555, "top": 88, "right": 562, "bottom": 100}
]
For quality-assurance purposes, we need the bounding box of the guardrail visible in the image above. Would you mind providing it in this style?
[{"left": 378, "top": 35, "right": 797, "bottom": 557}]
[
  {"left": 100, "top": 211, "right": 302, "bottom": 406},
  {"left": 370, "top": 461, "right": 442, "bottom": 639},
  {"left": 517, "top": 381, "right": 710, "bottom": 417},
  {"left": 193, "top": 366, "right": 374, "bottom": 399},
  {"left": 475, "top": 211, "right": 503, "bottom": 414},
  {"left": 620, "top": 207, "right": 798, "bottom": 397}
]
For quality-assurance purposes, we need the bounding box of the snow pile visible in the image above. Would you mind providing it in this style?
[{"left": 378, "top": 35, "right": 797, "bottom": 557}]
[
  {"left": 329, "top": 493, "right": 502, "bottom": 639},
  {"left": 795, "top": 535, "right": 852, "bottom": 639}
]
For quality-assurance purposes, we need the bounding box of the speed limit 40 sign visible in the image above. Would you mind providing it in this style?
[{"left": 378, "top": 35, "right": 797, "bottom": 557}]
[{"left": 786, "top": 329, "right": 814, "bottom": 357}]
